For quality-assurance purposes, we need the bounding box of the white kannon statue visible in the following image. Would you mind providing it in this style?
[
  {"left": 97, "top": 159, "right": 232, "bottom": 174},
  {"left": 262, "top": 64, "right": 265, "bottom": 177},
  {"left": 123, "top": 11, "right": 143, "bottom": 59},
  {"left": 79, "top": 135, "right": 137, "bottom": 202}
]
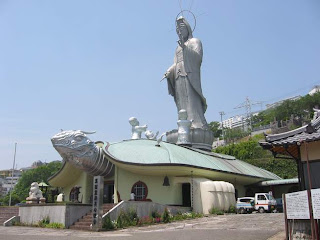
[{"left": 164, "top": 16, "right": 208, "bottom": 130}]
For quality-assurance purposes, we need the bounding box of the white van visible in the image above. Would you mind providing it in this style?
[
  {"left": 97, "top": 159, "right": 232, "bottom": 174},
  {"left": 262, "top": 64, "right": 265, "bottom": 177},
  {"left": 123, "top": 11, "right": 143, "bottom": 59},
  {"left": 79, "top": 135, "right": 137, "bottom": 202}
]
[{"left": 254, "top": 193, "right": 277, "bottom": 213}]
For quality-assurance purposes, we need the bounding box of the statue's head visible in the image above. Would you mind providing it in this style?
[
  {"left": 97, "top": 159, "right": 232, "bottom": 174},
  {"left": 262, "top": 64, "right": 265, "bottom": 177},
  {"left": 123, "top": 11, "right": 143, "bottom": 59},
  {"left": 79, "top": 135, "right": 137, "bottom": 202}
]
[
  {"left": 176, "top": 16, "right": 193, "bottom": 40},
  {"left": 129, "top": 117, "right": 139, "bottom": 126},
  {"left": 30, "top": 182, "right": 39, "bottom": 190},
  {"left": 51, "top": 130, "right": 98, "bottom": 169}
]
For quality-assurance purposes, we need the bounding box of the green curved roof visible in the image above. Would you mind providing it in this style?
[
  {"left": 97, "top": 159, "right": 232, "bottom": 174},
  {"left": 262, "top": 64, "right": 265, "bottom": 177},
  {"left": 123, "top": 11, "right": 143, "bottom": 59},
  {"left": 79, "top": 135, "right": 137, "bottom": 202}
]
[{"left": 103, "top": 139, "right": 280, "bottom": 180}]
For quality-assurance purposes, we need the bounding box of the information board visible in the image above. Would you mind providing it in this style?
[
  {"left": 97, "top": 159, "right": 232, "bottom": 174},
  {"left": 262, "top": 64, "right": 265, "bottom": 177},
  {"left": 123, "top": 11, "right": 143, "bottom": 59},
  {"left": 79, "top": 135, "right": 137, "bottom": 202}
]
[
  {"left": 285, "top": 190, "right": 310, "bottom": 219},
  {"left": 311, "top": 188, "right": 320, "bottom": 219}
]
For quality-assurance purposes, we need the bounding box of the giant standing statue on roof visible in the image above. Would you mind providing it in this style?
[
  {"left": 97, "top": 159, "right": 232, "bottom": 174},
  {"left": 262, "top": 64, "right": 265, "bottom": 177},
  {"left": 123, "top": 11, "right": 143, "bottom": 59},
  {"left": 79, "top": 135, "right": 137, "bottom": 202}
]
[{"left": 163, "top": 16, "right": 208, "bottom": 130}]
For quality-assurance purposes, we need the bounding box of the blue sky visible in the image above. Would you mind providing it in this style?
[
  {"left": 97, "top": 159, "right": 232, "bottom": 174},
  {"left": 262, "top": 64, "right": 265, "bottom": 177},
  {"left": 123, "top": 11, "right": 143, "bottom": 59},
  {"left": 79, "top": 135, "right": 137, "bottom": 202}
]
[{"left": 1, "top": 0, "right": 319, "bottom": 169}]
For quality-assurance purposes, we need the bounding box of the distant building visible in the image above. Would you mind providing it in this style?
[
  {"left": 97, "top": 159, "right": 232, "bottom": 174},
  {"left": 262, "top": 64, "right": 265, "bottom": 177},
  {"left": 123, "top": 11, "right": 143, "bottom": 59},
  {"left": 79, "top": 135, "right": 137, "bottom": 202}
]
[
  {"left": 0, "top": 169, "right": 22, "bottom": 196},
  {"left": 222, "top": 112, "right": 260, "bottom": 131},
  {"left": 222, "top": 115, "right": 246, "bottom": 129},
  {"left": 309, "top": 85, "right": 320, "bottom": 96},
  {"left": 0, "top": 160, "right": 56, "bottom": 197},
  {"left": 266, "top": 95, "right": 301, "bottom": 109}
]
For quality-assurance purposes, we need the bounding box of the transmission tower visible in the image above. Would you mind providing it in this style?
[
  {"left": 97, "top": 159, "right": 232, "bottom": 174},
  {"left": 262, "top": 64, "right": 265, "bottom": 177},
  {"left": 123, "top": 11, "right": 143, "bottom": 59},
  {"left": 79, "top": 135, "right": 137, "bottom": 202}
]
[{"left": 234, "top": 96, "right": 263, "bottom": 131}]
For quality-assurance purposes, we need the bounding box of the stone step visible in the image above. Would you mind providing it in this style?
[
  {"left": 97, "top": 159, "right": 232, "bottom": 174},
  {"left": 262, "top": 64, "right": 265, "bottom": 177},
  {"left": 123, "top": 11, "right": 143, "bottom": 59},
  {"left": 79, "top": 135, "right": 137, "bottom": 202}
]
[
  {"left": 82, "top": 214, "right": 92, "bottom": 219},
  {"left": 68, "top": 204, "right": 116, "bottom": 230},
  {"left": 74, "top": 221, "right": 92, "bottom": 227},
  {"left": 0, "top": 207, "right": 19, "bottom": 224},
  {"left": 0, "top": 210, "right": 19, "bottom": 214},
  {"left": 76, "top": 218, "right": 92, "bottom": 223}
]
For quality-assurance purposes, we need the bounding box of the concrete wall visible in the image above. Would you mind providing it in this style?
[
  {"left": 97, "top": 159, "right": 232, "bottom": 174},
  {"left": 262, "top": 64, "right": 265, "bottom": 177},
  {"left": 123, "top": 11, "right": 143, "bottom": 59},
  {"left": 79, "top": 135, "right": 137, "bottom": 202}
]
[
  {"left": 116, "top": 170, "right": 236, "bottom": 214},
  {"left": 117, "top": 168, "right": 182, "bottom": 205},
  {"left": 19, "top": 204, "right": 91, "bottom": 228},
  {"left": 103, "top": 201, "right": 190, "bottom": 221}
]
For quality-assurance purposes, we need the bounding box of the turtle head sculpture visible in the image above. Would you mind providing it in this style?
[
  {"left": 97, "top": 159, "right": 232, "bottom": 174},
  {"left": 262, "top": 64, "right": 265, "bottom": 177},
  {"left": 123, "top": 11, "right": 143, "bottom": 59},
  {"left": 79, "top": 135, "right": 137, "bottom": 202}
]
[{"left": 51, "top": 130, "right": 114, "bottom": 176}]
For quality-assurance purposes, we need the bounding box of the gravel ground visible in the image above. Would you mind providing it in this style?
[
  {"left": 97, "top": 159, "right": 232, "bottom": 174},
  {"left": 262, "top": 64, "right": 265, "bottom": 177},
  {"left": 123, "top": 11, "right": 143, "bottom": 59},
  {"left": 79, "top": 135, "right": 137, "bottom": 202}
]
[{"left": 0, "top": 213, "right": 285, "bottom": 240}]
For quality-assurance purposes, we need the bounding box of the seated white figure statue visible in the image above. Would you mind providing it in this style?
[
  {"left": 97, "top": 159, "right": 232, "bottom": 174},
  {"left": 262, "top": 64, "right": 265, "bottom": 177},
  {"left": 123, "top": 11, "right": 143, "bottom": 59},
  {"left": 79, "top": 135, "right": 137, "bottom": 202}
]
[{"left": 129, "top": 117, "right": 147, "bottom": 139}]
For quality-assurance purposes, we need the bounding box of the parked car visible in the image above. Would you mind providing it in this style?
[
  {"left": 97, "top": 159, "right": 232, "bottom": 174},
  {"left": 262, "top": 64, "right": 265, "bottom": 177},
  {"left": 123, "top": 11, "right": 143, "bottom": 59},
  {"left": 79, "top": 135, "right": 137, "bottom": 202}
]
[
  {"left": 275, "top": 198, "right": 283, "bottom": 213},
  {"left": 237, "top": 193, "right": 277, "bottom": 214},
  {"left": 236, "top": 197, "right": 255, "bottom": 214},
  {"left": 15, "top": 202, "right": 26, "bottom": 206}
]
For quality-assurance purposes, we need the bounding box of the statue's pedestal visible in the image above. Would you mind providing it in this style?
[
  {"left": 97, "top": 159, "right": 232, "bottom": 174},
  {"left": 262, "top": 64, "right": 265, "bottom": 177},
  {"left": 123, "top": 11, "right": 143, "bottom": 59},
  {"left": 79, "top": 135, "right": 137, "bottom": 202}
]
[
  {"left": 26, "top": 197, "right": 46, "bottom": 204},
  {"left": 166, "top": 128, "right": 214, "bottom": 151}
]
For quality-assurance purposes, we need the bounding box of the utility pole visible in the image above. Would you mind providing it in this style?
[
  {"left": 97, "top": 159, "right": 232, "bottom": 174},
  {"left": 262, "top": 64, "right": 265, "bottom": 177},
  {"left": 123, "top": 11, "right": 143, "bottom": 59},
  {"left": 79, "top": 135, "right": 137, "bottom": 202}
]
[
  {"left": 219, "top": 111, "right": 225, "bottom": 140},
  {"left": 9, "top": 143, "right": 17, "bottom": 206}
]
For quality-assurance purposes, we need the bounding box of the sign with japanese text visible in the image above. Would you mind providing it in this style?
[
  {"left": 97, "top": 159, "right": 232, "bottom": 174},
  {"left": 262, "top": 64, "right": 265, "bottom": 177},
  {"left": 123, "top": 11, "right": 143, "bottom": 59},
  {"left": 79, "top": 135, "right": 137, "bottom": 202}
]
[
  {"left": 285, "top": 190, "right": 310, "bottom": 219},
  {"left": 311, "top": 188, "right": 320, "bottom": 219},
  {"left": 92, "top": 176, "right": 104, "bottom": 231}
]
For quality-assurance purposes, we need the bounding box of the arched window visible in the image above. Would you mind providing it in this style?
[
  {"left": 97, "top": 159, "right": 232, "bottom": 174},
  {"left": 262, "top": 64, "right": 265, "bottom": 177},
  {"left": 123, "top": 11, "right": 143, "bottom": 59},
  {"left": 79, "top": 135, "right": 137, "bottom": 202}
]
[{"left": 131, "top": 181, "right": 148, "bottom": 201}]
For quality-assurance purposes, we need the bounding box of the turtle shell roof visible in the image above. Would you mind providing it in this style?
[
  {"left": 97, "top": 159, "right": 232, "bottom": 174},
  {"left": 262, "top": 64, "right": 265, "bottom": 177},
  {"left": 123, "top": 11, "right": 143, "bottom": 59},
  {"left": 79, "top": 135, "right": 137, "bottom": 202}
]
[{"left": 103, "top": 139, "right": 280, "bottom": 180}]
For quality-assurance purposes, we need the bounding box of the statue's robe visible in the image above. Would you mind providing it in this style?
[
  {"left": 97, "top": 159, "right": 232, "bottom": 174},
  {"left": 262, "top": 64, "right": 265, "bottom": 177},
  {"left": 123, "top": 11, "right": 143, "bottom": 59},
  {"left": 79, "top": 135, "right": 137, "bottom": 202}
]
[{"left": 167, "top": 38, "right": 208, "bottom": 129}]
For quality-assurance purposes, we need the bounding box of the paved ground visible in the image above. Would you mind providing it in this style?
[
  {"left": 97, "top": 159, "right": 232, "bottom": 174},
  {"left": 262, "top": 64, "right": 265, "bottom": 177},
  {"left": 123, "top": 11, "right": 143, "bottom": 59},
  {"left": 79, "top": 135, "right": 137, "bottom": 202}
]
[{"left": 0, "top": 213, "right": 285, "bottom": 240}]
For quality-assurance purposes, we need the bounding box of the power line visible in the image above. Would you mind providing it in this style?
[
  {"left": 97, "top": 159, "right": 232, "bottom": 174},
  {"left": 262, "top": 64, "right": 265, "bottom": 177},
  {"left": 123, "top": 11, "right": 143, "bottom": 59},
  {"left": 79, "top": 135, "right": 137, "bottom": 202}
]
[{"left": 234, "top": 97, "right": 263, "bottom": 130}]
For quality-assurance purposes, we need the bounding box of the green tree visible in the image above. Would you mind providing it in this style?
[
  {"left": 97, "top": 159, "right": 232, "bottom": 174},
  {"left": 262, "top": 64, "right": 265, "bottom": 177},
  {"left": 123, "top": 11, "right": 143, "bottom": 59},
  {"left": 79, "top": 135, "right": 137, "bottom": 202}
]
[
  {"left": 208, "top": 121, "right": 222, "bottom": 138},
  {"left": 13, "top": 161, "right": 62, "bottom": 202},
  {"left": 214, "top": 138, "right": 297, "bottom": 179},
  {"left": 224, "top": 128, "right": 250, "bottom": 144},
  {"left": 0, "top": 192, "right": 20, "bottom": 205}
]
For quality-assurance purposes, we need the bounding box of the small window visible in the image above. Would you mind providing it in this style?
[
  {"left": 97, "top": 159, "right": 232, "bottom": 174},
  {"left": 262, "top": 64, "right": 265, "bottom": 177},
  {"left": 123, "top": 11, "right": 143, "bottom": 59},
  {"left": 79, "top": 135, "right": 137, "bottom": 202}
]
[
  {"left": 257, "top": 195, "right": 266, "bottom": 201},
  {"left": 131, "top": 181, "right": 148, "bottom": 201}
]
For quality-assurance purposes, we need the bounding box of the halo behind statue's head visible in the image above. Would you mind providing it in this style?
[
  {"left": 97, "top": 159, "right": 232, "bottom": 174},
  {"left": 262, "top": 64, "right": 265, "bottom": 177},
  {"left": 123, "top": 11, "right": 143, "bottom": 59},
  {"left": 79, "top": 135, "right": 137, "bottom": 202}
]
[{"left": 175, "top": 10, "right": 196, "bottom": 33}]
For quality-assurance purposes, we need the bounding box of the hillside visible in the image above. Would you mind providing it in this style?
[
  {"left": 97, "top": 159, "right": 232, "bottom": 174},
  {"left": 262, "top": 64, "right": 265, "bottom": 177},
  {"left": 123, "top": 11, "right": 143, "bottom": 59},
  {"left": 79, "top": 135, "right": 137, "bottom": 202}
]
[
  {"left": 213, "top": 134, "right": 297, "bottom": 179},
  {"left": 252, "top": 92, "right": 320, "bottom": 128}
]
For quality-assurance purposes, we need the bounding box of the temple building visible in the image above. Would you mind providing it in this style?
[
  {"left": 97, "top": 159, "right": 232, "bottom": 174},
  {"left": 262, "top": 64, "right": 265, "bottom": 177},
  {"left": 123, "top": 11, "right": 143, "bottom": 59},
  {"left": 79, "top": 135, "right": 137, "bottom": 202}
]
[{"left": 49, "top": 137, "right": 281, "bottom": 213}]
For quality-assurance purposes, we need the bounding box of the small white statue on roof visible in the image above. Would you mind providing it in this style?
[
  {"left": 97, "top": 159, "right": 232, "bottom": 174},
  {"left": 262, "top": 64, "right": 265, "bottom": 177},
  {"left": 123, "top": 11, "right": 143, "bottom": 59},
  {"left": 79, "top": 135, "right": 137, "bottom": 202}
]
[
  {"left": 129, "top": 117, "right": 148, "bottom": 139},
  {"left": 145, "top": 130, "right": 159, "bottom": 140}
]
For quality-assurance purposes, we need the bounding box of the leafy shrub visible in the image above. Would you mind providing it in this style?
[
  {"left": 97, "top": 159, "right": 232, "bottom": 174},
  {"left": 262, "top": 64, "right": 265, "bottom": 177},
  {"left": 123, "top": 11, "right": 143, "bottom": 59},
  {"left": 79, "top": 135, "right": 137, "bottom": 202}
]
[
  {"left": 128, "top": 208, "right": 139, "bottom": 225},
  {"left": 138, "top": 216, "right": 153, "bottom": 225},
  {"left": 151, "top": 210, "right": 161, "bottom": 219},
  {"left": 102, "top": 216, "right": 115, "bottom": 230},
  {"left": 173, "top": 214, "right": 184, "bottom": 221},
  {"left": 210, "top": 208, "right": 224, "bottom": 215},
  {"left": 38, "top": 216, "right": 50, "bottom": 227},
  {"left": 191, "top": 212, "right": 203, "bottom": 218},
  {"left": 115, "top": 209, "right": 139, "bottom": 228},
  {"left": 227, "top": 205, "right": 236, "bottom": 213},
  {"left": 46, "top": 222, "right": 64, "bottom": 229},
  {"left": 162, "top": 208, "right": 171, "bottom": 223}
]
